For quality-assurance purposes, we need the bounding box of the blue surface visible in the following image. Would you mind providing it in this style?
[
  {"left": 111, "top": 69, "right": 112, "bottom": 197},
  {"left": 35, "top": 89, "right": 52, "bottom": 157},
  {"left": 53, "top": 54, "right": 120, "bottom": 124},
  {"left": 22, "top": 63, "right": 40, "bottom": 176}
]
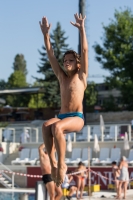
[{"left": 0, "top": 193, "right": 35, "bottom": 200}]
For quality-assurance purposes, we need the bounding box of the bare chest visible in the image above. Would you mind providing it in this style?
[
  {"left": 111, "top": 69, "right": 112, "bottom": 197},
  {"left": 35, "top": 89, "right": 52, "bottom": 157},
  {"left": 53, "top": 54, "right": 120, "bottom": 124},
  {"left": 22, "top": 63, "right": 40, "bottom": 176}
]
[{"left": 60, "top": 75, "right": 84, "bottom": 93}]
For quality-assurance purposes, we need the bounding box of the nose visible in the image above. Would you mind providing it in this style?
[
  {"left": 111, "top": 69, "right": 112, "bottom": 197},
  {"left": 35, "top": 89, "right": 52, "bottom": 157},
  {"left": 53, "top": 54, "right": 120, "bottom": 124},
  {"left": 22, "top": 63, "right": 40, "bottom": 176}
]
[{"left": 66, "top": 60, "right": 70, "bottom": 65}]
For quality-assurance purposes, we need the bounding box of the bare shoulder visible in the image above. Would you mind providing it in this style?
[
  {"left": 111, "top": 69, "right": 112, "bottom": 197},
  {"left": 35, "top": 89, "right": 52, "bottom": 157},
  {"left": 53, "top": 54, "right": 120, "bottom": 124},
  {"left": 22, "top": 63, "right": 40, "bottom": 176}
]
[{"left": 58, "top": 68, "right": 68, "bottom": 81}]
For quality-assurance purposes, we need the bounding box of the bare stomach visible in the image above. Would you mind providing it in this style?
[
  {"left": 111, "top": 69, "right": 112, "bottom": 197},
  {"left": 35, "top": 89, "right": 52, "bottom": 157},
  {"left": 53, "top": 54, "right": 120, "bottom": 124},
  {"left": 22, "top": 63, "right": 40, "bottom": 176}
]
[
  {"left": 60, "top": 96, "right": 83, "bottom": 113},
  {"left": 41, "top": 165, "right": 51, "bottom": 175}
]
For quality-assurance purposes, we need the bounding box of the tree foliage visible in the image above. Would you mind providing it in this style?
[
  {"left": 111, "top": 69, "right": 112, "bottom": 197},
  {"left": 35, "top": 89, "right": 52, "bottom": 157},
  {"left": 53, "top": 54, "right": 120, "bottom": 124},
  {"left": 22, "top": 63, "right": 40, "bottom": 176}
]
[
  {"left": 85, "top": 82, "right": 97, "bottom": 108},
  {"left": 93, "top": 8, "right": 133, "bottom": 108},
  {"left": 0, "top": 79, "right": 7, "bottom": 89},
  {"left": 6, "top": 56, "right": 29, "bottom": 107},
  {"left": 28, "top": 81, "right": 47, "bottom": 108},
  {"left": 37, "top": 22, "right": 69, "bottom": 108},
  {"left": 13, "top": 54, "right": 27, "bottom": 75},
  {"left": 8, "top": 71, "right": 27, "bottom": 88}
]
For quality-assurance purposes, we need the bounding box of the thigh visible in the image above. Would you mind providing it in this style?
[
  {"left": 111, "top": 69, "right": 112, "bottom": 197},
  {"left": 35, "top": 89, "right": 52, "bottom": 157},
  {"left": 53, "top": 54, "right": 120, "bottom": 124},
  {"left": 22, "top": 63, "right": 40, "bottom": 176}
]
[
  {"left": 76, "top": 176, "right": 82, "bottom": 187},
  {"left": 55, "top": 185, "right": 62, "bottom": 194},
  {"left": 46, "top": 181, "right": 55, "bottom": 195},
  {"left": 42, "top": 118, "right": 61, "bottom": 135},
  {"left": 81, "top": 179, "right": 85, "bottom": 187},
  {"left": 53, "top": 117, "right": 84, "bottom": 133},
  {"left": 43, "top": 118, "right": 61, "bottom": 127}
]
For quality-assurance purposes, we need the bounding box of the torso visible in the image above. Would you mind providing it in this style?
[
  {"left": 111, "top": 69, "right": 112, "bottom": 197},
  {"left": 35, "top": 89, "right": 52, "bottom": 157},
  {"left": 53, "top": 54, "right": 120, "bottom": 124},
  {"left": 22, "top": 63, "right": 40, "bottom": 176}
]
[
  {"left": 59, "top": 71, "right": 87, "bottom": 113},
  {"left": 120, "top": 161, "right": 128, "bottom": 169},
  {"left": 76, "top": 166, "right": 86, "bottom": 177},
  {"left": 112, "top": 166, "right": 120, "bottom": 178},
  {"left": 40, "top": 152, "right": 51, "bottom": 175}
]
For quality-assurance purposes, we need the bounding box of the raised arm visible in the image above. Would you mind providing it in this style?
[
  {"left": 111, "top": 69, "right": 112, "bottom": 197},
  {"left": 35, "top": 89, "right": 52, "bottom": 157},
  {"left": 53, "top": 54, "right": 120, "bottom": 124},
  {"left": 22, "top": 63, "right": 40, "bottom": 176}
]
[
  {"left": 70, "top": 13, "right": 88, "bottom": 76},
  {"left": 39, "top": 16, "right": 62, "bottom": 79}
]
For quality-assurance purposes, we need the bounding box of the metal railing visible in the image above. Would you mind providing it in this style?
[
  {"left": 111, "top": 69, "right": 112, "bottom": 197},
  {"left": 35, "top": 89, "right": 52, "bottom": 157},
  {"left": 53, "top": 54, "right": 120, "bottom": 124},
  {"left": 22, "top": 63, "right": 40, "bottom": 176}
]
[
  {"left": 0, "top": 124, "right": 132, "bottom": 143},
  {"left": 0, "top": 162, "right": 18, "bottom": 188}
]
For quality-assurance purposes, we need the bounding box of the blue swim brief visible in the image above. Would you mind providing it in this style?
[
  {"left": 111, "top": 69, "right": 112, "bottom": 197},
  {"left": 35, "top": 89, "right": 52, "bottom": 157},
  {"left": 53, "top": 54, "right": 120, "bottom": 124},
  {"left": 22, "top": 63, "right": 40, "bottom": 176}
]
[{"left": 57, "top": 112, "right": 84, "bottom": 120}]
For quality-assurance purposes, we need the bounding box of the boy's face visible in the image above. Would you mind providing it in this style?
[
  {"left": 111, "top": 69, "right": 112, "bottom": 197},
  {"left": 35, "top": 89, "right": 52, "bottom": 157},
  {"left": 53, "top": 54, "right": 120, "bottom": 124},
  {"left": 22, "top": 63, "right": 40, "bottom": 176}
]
[{"left": 63, "top": 54, "right": 78, "bottom": 72}]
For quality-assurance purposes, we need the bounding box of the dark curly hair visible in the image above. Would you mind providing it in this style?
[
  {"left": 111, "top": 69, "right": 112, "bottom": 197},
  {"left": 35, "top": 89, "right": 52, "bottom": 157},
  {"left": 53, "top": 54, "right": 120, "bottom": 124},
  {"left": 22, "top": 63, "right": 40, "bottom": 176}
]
[{"left": 63, "top": 50, "right": 81, "bottom": 64}]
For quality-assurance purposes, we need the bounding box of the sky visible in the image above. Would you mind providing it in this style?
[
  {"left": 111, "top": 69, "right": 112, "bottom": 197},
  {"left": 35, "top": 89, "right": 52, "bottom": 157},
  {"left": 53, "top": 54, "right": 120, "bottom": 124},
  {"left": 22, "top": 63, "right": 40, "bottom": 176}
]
[{"left": 0, "top": 0, "right": 133, "bottom": 84}]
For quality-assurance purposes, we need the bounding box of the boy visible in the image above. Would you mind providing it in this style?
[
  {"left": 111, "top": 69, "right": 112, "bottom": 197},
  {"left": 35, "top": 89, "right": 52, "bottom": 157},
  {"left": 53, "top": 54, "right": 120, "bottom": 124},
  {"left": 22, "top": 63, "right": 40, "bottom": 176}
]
[
  {"left": 38, "top": 143, "right": 62, "bottom": 200},
  {"left": 39, "top": 13, "right": 88, "bottom": 186}
]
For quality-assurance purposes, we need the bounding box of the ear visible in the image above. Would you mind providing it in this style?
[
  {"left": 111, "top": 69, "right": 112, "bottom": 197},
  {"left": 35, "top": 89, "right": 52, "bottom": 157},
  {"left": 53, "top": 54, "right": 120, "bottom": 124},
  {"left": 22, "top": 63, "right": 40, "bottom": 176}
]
[{"left": 77, "top": 63, "right": 81, "bottom": 69}]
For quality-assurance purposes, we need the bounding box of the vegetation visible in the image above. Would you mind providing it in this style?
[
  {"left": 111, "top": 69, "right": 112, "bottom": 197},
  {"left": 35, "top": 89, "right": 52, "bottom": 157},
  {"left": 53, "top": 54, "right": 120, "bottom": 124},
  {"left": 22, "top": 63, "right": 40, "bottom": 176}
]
[{"left": 93, "top": 8, "right": 133, "bottom": 109}]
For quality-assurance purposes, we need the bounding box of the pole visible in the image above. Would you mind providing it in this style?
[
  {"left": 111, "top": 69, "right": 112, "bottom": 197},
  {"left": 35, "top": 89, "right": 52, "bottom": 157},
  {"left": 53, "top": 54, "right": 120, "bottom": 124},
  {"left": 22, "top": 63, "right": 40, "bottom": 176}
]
[
  {"left": 79, "top": 0, "right": 87, "bottom": 125},
  {"left": 88, "top": 147, "right": 92, "bottom": 197}
]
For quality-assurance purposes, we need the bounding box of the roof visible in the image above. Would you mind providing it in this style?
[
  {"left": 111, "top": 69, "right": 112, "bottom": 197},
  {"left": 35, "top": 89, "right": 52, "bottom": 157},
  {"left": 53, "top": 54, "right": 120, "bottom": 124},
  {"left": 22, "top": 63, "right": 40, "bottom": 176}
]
[{"left": 0, "top": 87, "right": 45, "bottom": 95}]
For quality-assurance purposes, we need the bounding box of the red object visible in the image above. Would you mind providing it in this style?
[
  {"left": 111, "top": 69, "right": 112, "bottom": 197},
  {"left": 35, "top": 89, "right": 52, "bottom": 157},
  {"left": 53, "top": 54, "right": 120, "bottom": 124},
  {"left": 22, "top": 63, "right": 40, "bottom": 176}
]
[
  {"left": 94, "top": 106, "right": 101, "bottom": 110},
  {"left": 27, "top": 167, "right": 42, "bottom": 188},
  {"left": 27, "top": 166, "right": 133, "bottom": 190},
  {"left": 18, "top": 146, "right": 24, "bottom": 151},
  {"left": 0, "top": 147, "right": 3, "bottom": 152}
]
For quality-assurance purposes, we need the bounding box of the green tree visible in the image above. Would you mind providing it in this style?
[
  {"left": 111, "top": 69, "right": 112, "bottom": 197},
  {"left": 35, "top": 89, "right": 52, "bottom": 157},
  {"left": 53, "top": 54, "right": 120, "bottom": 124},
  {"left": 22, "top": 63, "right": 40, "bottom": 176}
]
[
  {"left": 0, "top": 79, "right": 7, "bottom": 89},
  {"left": 37, "top": 22, "right": 69, "bottom": 108},
  {"left": 85, "top": 82, "right": 97, "bottom": 108},
  {"left": 102, "top": 95, "right": 118, "bottom": 111},
  {"left": 93, "top": 8, "right": 133, "bottom": 109},
  {"left": 28, "top": 81, "right": 47, "bottom": 108},
  {"left": 7, "top": 70, "right": 29, "bottom": 107},
  {"left": 8, "top": 71, "right": 27, "bottom": 88},
  {"left": 13, "top": 54, "right": 27, "bottom": 75}
]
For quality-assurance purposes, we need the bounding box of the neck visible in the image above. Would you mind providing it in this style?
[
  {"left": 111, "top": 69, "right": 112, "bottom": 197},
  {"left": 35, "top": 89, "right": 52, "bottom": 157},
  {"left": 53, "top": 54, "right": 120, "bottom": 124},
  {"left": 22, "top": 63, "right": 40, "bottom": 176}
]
[{"left": 66, "top": 69, "right": 78, "bottom": 77}]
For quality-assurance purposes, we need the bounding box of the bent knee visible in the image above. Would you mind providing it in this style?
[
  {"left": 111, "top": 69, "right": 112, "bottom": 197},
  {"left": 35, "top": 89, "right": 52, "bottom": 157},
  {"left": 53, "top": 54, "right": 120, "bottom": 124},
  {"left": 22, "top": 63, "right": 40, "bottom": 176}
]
[
  {"left": 51, "top": 122, "right": 63, "bottom": 136},
  {"left": 42, "top": 121, "right": 53, "bottom": 132}
]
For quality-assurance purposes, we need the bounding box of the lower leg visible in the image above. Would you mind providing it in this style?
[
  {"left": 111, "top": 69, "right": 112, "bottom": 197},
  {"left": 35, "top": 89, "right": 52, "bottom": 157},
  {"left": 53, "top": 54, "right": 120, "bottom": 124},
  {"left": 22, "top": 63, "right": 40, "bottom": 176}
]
[
  {"left": 42, "top": 122, "right": 58, "bottom": 180},
  {"left": 69, "top": 187, "right": 76, "bottom": 196},
  {"left": 123, "top": 182, "right": 127, "bottom": 199},
  {"left": 55, "top": 192, "right": 63, "bottom": 200},
  {"left": 80, "top": 181, "right": 85, "bottom": 198},
  {"left": 52, "top": 125, "right": 67, "bottom": 186},
  {"left": 55, "top": 186, "right": 63, "bottom": 200},
  {"left": 76, "top": 178, "right": 81, "bottom": 199},
  {"left": 116, "top": 181, "right": 119, "bottom": 198},
  {"left": 118, "top": 182, "right": 122, "bottom": 199}
]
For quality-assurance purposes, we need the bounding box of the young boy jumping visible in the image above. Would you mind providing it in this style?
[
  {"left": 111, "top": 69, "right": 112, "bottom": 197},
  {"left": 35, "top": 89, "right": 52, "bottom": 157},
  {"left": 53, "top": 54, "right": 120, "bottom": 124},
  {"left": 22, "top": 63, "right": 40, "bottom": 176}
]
[{"left": 39, "top": 13, "right": 88, "bottom": 187}]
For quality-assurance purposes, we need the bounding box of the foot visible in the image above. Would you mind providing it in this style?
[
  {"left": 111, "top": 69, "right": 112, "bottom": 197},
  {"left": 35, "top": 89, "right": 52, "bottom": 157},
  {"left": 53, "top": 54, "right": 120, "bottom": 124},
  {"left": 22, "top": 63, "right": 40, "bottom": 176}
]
[
  {"left": 51, "top": 166, "right": 57, "bottom": 182},
  {"left": 56, "top": 163, "right": 67, "bottom": 187}
]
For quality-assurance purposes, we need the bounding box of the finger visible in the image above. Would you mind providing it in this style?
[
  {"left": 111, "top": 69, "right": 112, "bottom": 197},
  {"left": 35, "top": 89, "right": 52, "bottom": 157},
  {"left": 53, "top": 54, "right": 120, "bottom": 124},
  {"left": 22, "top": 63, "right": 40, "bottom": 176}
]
[
  {"left": 80, "top": 13, "right": 82, "bottom": 18},
  {"left": 42, "top": 16, "right": 48, "bottom": 25},
  {"left": 75, "top": 13, "right": 79, "bottom": 19},
  {"left": 83, "top": 15, "right": 86, "bottom": 20},
  {"left": 70, "top": 21, "right": 76, "bottom": 26},
  {"left": 49, "top": 23, "right": 52, "bottom": 30},
  {"left": 42, "top": 17, "right": 45, "bottom": 24},
  {"left": 45, "top": 17, "right": 49, "bottom": 25},
  {"left": 74, "top": 13, "right": 77, "bottom": 21}
]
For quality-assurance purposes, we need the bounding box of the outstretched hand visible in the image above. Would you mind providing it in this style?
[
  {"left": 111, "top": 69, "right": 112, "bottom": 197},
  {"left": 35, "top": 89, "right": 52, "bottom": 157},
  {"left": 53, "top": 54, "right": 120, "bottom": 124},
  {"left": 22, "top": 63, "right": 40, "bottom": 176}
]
[
  {"left": 70, "top": 13, "right": 86, "bottom": 30},
  {"left": 39, "top": 16, "right": 51, "bottom": 35}
]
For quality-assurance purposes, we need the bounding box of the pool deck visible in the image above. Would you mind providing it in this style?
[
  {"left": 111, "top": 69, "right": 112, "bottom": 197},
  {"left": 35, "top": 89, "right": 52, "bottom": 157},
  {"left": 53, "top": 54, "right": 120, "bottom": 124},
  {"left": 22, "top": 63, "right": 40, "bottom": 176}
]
[
  {"left": 71, "top": 190, "right": 133, "bottom": 199},
  {"left": 0, "top": 187, "right": 35, "bottom": 193}
]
